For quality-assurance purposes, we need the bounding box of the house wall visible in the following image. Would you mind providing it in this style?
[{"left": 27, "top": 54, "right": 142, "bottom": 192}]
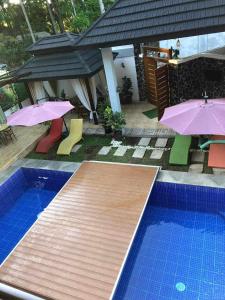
[
  {"left": 113, "top": 45, "right": 140, "bottom": 102},
  {"left": 169, "top": 57, "right": 225, "bottom": 105}
]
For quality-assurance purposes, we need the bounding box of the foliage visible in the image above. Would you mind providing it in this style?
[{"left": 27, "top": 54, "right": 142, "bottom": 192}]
[
  {"left": 13, "top": 82, "right": 29, "bottom": 102},
  {"left": 0, "top": 0, "right": 116, "bottom": 68},
  {"left": 0, "top": 33, "right": 31, "bottom": 67},
  {"left": 97, "top": 97, "right": 110, "bottom": 121},
  {"left": 111, "top": 111, "right": 126, "bottom": 131},
  {"left": 103, "top": 105, "right": 126, "bottom": 131},
  {"left": 121, "top": 76, "right": 133, "bottom": 95},
  {"left": 103, "top": 105, "right": 113, "bottom": 127},
  {"left": 0, "top": 86, "right": 17, "bottom": 111}
]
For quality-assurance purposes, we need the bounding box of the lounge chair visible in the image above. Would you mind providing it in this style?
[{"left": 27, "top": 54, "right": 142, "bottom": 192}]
[
  {"left": 36, "top": 118, "right": 63, "bottom": 153},
  {"left": 57, "top": 119, "right": 83, "bottom": 155},
  {"left": 208, "top": 136, "right": 225, "bottom": 168},
  {"left": 169, "top": 135, "right": 192, "bottom": 165}
]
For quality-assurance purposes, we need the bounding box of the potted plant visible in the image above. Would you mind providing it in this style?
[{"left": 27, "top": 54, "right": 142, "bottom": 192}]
[
  {"left": 103, "top": 106, "right": 113, "bottom": 134},
  {"left": 119, "top": 76, "right": 133, "bottom": 104},
  {"left": 111, "top": 111, "right": 126, "bottom": 140}
]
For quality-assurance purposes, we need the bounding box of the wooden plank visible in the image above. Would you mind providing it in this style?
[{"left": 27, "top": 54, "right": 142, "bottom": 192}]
[{"left": 0, "top": 162, "right": 158, "bottom": 300}]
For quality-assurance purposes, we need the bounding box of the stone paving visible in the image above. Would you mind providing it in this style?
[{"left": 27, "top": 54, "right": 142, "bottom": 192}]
[
  {"left": 155, "top": 138, "right": 168, "bottom": 148},
  {"left": 83, "top": 127, "right": 176, "bottom": 138},
  {"left": 132, "top": 147, "right": 146, "bottom": 159},
  {"left": 138, "top": 138, "right": 151, "bottom": 146},
  {"left": 96, "top": 137, "right": 210, "bottom": 174},
  {"left": 114, "top": 146, "right": 128, "bottom": 157},
  {"left": 98, "top": 146, "right": 112, "bottom": 155},
  {"left": 71, "top": 144, "right": 82, "bottom": 153},
  {"left": 150, "top": 149, "right": 164, "bottom": 160}
]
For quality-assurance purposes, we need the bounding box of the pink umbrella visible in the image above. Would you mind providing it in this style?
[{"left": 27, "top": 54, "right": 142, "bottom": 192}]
[
  {"left": 7, "top": 101, "right": 74, "bottom": 127},
  {"left": 160, "top": 99, "right": 225, "bottom": 135}
]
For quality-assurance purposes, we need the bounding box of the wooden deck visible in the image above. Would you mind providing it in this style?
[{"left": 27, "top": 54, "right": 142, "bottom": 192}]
[
  {"left": 0, "top": 162, "right": 158, "bottom": 300},
  {"left": 0, "top": 125, "right": 47, "bottom": 171}
]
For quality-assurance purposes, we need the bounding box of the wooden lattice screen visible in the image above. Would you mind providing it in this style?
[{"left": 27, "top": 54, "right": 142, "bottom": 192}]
[{"left": 143, "top": 47, "right": 172, "bottom": 120}]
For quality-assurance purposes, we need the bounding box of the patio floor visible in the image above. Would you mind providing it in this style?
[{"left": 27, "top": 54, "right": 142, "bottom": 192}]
[
  {"left": 66, "top": 101, "right": 167, "bottom": 131},
  {"left": 0, "top": 125, "right": 48, "bottom": 171},
  {"left": 0, "top": 161, "right": 158, "bottom": 300}
]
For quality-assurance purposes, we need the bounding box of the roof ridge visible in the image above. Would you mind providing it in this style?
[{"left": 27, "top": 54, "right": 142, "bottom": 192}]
[
  {"left": 76, "top": 51, "right": 91, "bottom": 74},
  {"left": 90, "top": 3, "right": 223, "bottom": 34}
]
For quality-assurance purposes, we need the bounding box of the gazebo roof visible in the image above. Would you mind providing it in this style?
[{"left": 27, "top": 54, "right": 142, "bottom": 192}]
[
  {"left": 76, "top": 0, "right": 225, "bottom": 48},
  {"left": 27, "top": 32, "right": 79, "bottom": 54},
  {"left": 15, "top": 49, "right": 104, "bottom": 81},
  {"left": 14, "top": 33, "right": 106, "bottom": 82}
]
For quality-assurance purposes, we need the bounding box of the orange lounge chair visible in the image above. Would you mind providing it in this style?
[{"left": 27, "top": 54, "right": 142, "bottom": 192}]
[
  {"left": 208, "top": 135, "right": 225, "bottom": 168},
  {"left": 36, "top": 118, "right": 63, "bottom": 153}
]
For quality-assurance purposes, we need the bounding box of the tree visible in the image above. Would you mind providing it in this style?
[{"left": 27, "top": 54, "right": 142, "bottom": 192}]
[
  {"left": 0, "top": 33, "right": 31, "bottom": 67},
  {"left": 0, "top": 0, "right": 116, "bottom": 69}
]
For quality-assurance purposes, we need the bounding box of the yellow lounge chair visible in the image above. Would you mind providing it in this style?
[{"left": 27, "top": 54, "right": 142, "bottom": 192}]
[{"left": 57, "top": 119, "right": 83, "bottom": 155}]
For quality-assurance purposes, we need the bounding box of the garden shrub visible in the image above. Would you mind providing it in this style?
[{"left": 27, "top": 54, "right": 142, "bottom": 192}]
[
  {"left": 0, "top": 86, "right": 17, "bottom": 112},
  {"left": 13, "top": 83, "right": 28, "bottom": 102}
]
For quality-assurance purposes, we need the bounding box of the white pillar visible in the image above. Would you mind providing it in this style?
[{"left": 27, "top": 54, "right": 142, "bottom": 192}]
[{"left": 101, "top": 47, "right": 121, "bottom": 112}]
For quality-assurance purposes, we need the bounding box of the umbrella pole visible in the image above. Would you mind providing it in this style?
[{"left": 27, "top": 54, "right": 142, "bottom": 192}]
[{"left": 63, "top": 117, "right": 69, "bottom": 133}]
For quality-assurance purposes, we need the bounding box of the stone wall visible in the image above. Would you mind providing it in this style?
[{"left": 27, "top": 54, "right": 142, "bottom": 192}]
[{"left": 169, "top": 57, "right": 225, "bottom": 105}]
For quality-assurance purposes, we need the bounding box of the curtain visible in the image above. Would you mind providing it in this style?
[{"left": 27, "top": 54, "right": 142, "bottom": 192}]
[
  {"left": 43, "top": 81, "right": 56, "bottom": 98},
  {"left": 57, "top": 80, "right": 74, "bottom": 98},
  {"left": 95, "top": 70, "right": 107, "bottom": 96},
  {"left": 69, "top": 78, "right": 98, "bottom": 120},
  {"left": 33, "top": 81, "right": 46, "bottom": 103}
]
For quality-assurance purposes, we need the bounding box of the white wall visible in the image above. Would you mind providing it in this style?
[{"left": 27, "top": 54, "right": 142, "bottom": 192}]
[{"left": 113, "top": 45, "right": 140, "bottom": 102}]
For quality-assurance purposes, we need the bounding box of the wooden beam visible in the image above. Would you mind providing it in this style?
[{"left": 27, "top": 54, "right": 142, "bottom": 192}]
[{"left": 84, "top": 78, "right": 98, "bottom": 125}]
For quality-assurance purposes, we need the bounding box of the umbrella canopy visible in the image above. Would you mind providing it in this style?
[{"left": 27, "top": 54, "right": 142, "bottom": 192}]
[
  {"left": 160, "top": 99, "right": 225, "bottom": 135},
  {"left": 7, "top": 101, "right": 74, "bottom": 126}
]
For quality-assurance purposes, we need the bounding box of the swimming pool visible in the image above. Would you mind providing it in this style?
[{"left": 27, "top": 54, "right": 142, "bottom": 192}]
[
  {"left": 114, "top": 182, "right": 225, "bottom": 300},
  {"left": 0, "top": 167, "right": 72, "bottom": 265}
]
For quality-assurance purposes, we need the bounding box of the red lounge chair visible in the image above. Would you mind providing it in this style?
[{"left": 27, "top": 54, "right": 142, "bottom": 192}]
[
  {"left": 208, "top": 135, "right": 225, "bottom": 168},
  {"left": 36, "top": 118, "right": 63, "bottom": 153}
]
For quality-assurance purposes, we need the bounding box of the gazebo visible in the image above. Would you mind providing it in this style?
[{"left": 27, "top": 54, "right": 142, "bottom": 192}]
[
  {"left": 73, "top": 0, "right": 225, "bottom": 116},
  {"left": 13, "top": 32, "right": 109, "bottom": 124}
]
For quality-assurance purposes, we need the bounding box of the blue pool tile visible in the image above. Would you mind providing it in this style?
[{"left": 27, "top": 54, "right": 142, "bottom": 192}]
[
  {"left": 0, "top": 167, "right": 72, "bottom": 265},
  {"left": 113, "top": 181, "right": 225, "bottom": 300}
]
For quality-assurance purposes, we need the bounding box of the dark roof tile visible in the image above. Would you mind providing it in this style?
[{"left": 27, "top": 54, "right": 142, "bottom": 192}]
[
  {"left": 14, "top": 48, "right": 104, "bottom": 81},
  {"left": 76, "top": 0, "right": 225, "bottom": 48}
]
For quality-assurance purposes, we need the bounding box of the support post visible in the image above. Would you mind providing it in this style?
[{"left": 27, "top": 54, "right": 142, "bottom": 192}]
[
  {"left": 24, "top": 82, "right": 34, "bottom": 105},
  {"left": 101, "top": 47, "right": 121, "bottom": 113},
  {"left": 84, "top": 78, "right": 98, "bottom": 125}
]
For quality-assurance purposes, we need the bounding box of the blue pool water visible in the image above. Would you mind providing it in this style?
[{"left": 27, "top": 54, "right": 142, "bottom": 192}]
[
  {"left": 0, "top": 168, "right": 72, "bottom": 264},
  {"left": 114, "top": 182, "right": 225, "bottom": 300}
]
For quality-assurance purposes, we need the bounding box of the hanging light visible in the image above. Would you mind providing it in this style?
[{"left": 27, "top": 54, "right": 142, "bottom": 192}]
[{"left": 176, "top": 39, "right": 181, "bottom": 49}]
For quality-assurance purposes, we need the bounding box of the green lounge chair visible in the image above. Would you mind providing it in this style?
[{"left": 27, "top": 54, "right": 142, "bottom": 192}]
[{"left": 169, "top": 135, "right": 192, "bottom": 165}]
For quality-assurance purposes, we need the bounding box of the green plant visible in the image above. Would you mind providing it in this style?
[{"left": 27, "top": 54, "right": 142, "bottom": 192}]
[
  {"left": 97, "top": 97, "right": 110, "bottom": 121},
  {"left": 111, "top": 111, "right": 126, "bottom": 131},
  {"left": 13, "top": 83, "right": 29, "bottom": 102},
  {"left": 0, "top": 86, "right": 17, "bottom": 111},
  {"left": 103, "top": 106, "right": 113, "bottom": 128},
  {"left": 121, "top": 76, "right": 133, "bottom": 95}
]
